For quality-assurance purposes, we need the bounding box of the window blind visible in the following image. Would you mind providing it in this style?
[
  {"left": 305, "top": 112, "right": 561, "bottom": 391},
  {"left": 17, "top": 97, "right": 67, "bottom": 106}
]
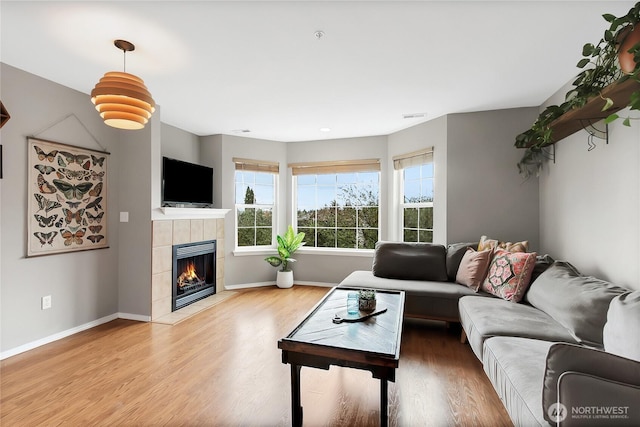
[
  {"left": 392, "top": 147, "right": 433, "bottom": 170},
  {"left": 233, "top": 157, "right": 279, "bottom": 173},
  {"left": 289, "top": 159, "right": 380, "bottom": 175}
]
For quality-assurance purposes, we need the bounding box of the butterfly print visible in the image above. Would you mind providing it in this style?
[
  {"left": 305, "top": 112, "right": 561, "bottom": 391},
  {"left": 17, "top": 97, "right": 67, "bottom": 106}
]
[
  {"left": 56, "top": 168, "right": 91, "bottom": 181},
  {"left": 37, "top": 174, "right": 57, "bottom": 194},
  {"left": 57, "top": 156, "right": 67, "bottom": 167},
  {"left": 86, "top": 197, "right": 103, "bottom": 212},
  {"left": 34, "top": 194, "right": 61, "bottom": 213},
  {"left": 34, "top": 164, "right": 55, "bottom": 175},
  {"left": 86, "top": 212, "right": 104, "bottom": 224},
  {"left": 67, "top": 225, "right": 81, "bottom": 233},
  {"left": 52, "top": 180, "right": 93, "bottom": 200},
  {"left": 34, "top": 231, "right": 58, "bottom": 247},
  {"left": 62, "top": 208, "right": 85, "bottom": 225},
  {"left": 54, "top": 218, "right": 64, "bottom": 228},
  {"left": 34, "top": 146, "right": 58, "bottom": 162},
  {"left": 90, "top": 171, "right": 105, "bottom": 181},
  {"left": 87, "top": 235, "right": 105, "bottom": 243},
  {"left": 89, "top": 225, "right": 103, "bottom": 234},
  {"left": 89, "top": 182, "right": 103, "bottom": 197},
  {"left": 59, "top": 151, "right": 90, "bottom": 167},
  {"left": 34, "top": 214, "right": 58, "bottom": 228},
  {"left": 91, "top": 155, "right": 105, "bottom": 167},
  {"left": 60, "top": 228, "right": 85, "bottom": 246}
]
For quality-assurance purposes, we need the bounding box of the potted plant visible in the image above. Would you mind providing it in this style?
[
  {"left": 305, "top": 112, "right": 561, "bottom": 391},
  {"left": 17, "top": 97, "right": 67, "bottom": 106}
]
[
  {"left": 516, "top": 3, "right": 640, "bottom": 178},
  {"left": 265, "top": 225, "right": 305, "bottom": 288}
]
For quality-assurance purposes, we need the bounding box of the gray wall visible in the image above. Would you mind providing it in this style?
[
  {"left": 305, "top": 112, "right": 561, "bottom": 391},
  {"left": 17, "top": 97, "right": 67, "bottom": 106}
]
[
  {"left": 539, "top": 112, "right": 640, "bottom": 290},
  {"left": 0, "top": 64, "right": 121, "bottom": 351},
  {"left": 161, "top": 123, "right": 200, "bottom": 163},
  {"left": 446, "top": 108, "right": 540, "bottom": 248}
]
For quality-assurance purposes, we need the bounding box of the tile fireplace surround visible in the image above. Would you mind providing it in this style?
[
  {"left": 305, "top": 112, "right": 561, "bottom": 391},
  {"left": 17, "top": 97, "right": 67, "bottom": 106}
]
[{"left": 151, "top": 216, "right": 225, "bottom": 320}]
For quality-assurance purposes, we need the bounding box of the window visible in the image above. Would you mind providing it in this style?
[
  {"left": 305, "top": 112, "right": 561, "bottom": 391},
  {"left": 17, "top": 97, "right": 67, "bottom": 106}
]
[
  {"left": 234, "top": 158, "right": 278, "bottom": 247},
  {"left": 291, "top": 159, "right": 380, "bottom": 250},
  {"left": 395, "top": 148, "right": 434, "bottom": 243}
]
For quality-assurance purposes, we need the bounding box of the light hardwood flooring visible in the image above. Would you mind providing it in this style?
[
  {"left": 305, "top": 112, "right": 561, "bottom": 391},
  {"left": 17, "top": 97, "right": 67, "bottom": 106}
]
[{"left": 1, "top": 286, "right": 512, "bottom": 426}]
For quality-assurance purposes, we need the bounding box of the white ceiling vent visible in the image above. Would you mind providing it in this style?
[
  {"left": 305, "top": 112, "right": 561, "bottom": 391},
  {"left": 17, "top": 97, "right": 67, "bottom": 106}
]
[{"left": 403, "top": 113, "right": 427, "bottom": 119}]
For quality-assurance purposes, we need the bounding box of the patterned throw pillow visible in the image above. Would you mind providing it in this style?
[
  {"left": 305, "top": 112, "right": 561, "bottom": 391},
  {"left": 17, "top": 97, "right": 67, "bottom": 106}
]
[
  {"left": 478, "top": 235, "right": 529, "bottom": 253},
  {"left": 481, "top": 249, "right": 537, "bottom": 302}
]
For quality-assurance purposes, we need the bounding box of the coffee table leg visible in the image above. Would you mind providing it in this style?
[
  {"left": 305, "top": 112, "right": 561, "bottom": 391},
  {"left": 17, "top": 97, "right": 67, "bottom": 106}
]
[
  {"left": 380, "top": 378, "right": 388, "bottom": 427},
  {"left": 291, "top": 364, "right": 303, "bottom": 427}
]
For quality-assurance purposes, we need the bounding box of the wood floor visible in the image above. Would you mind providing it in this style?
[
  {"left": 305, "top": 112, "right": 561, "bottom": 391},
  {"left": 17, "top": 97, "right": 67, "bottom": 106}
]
[{"left": 1, "top": 286, "right": 512, "bottom": 426}]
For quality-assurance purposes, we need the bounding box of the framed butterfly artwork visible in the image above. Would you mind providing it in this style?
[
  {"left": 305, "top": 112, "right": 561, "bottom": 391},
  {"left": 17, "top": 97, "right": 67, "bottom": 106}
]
[{"left": 27, "top": 137, "right": 109, "bottom": 256}]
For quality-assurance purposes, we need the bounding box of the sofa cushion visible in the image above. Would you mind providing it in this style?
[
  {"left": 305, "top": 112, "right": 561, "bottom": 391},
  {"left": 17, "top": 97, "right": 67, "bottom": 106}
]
[
  {"left": 478, "top": 235, "right": 529, "bottom": 253},
  {"left": 459, "top": 295, "right": 578, "bottom": 360},
  {"left": 603, "top": 291, "right": 640, "bottom": 362},
  {"left": 372, "top": 241, "right": 448, "bottom": 282},
  {"left": 481, "top": 249, "right": 537, "bottom": 302},
  {"left": 455, "top": 247, "right": 492, "bottom": 291},
  {"left": 482, "top": 336, "right": 553, "bottom": 427},
  {"left": 446, "top": 241, "right": 479, "bottom": 281},
  {"left": 525, "top": 262, "right": 628, "bottom": 348},
  {"left": 340, "top": 270, "right": 490, "bottom": 320}
]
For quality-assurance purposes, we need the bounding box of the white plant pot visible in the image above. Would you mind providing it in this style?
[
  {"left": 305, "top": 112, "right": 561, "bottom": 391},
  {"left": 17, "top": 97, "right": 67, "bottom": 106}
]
[{"left": 276, "top": 270, "right": 294, "bottom": 288}]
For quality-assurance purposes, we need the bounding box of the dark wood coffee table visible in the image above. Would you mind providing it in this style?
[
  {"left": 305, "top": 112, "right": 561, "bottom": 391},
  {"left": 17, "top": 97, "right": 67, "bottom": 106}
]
[{"left": 278, "top": 287, "right": 405, "bottom": 427}]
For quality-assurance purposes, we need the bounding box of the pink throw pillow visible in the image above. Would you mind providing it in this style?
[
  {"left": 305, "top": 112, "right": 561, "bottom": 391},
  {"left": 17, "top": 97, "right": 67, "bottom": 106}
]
[
  {"left": 481, "top": 249, "right": 537, "bottom": 302},
  {"left": 455, "top": 248, "right": 493, "bottom": 291}
]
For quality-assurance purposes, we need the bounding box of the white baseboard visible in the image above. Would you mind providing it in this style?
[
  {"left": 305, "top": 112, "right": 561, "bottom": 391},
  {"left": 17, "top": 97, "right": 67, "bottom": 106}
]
[
  {"left": 0, "top": 312, "right": 150, "bottom": 360},
  {"left": 118, "top": 312, "right": 151, "bottom": 322},
  {"left": 224, "top": 281, "right": 275, "bottom": 290},
  {"left": 224, "top": 281, "right": 335, "bottom": 290}
]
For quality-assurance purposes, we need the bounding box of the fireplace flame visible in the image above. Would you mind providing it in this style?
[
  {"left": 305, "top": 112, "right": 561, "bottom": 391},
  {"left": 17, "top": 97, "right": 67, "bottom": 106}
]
[{"left": 177, "top": 262, "right": 204, "bottom": 288}]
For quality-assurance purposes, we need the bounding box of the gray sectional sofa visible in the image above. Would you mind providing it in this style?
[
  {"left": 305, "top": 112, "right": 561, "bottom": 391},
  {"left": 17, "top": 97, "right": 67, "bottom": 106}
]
[{"left": 338, "top": 241, "right": 640, "bottom": 426}]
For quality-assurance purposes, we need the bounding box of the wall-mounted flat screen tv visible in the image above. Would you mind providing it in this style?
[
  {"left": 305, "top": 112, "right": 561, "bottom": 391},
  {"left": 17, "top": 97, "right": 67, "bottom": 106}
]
[{"left": 162, "top": 157, "right": 213, "bottom": 207}]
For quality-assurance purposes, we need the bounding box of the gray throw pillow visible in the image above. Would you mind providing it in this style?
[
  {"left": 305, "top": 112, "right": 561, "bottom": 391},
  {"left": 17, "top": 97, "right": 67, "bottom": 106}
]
[
  {"left": 603, "top": 291, "right": 640, "bottom": 362},
  {"left": 373, "top": 241, "right": 448, "bottom": 282},
  {"left": 525, "top": 262, "right": 628, "bottom": 347},
  {"left": 445, "top": 242, "right": 479, "bottom": 281}
]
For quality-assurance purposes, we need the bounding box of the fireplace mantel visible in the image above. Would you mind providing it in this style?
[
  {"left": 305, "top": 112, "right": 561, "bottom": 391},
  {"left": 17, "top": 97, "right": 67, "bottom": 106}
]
[{"left": 153, "top": 207, "right": 230, "bottom": 220}]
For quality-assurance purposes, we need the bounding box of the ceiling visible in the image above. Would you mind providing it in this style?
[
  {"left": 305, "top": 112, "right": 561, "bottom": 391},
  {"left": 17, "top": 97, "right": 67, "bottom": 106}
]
[{"left": 1, "top": 1, "right": 636, "bottom": 142}]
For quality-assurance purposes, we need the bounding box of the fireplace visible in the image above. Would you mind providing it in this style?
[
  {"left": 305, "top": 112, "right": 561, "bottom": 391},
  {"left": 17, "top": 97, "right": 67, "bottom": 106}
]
[{"left": 172, "top": 240, "right": 216, "bottom": 311}]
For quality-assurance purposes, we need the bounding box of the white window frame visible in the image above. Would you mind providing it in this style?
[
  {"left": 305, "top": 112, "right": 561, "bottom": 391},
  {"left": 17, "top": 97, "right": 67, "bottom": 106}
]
[
  {"left": 290, "top": 160, "right": 381, "bottom": 253},
  {"left": 233, "top": 159, "right": 279, "bottom": 252},
  {"left": 394, "top": 148, "right": 434, "bottom": 243}
]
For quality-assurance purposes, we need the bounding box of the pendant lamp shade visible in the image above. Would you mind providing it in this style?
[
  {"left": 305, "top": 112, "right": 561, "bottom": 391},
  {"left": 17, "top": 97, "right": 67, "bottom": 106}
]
[{"left": 90, "top": 40, "right": 155, "bottom": 130}]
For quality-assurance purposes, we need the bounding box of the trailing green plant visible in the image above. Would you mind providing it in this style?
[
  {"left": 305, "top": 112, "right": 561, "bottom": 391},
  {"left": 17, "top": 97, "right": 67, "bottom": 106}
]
[
  {"left": 264, "top": 225, "right": 305, "bottom": 272},
  {"left": 516, "top": 2, "right": 640, "bottom": 178}
]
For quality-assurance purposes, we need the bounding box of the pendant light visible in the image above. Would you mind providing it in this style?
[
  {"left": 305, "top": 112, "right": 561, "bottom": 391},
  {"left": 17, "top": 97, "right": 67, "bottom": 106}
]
[{"left": 91, "top": 39, "right": 155, "bottom": 130}]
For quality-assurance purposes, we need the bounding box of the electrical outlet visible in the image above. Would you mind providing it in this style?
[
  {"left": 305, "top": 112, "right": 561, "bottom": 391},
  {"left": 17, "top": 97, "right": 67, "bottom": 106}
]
[{"left": 41, "top": 295, "right": 52, "bottom": 310}]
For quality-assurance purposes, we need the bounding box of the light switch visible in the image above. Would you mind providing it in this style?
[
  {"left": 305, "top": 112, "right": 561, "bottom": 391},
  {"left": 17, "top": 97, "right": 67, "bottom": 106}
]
[{"left": 120, "top": 212, "right": 129, "bottom": 222}]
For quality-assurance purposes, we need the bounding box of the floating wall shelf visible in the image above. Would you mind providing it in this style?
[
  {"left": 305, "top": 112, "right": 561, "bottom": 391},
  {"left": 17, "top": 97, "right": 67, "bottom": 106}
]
[{"left": 519, "top": 78, "right": 640, "bottom": 148}]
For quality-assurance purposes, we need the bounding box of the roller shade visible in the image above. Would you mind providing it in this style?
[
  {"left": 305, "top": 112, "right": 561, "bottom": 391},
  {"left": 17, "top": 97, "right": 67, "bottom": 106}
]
[
  {"left": 289, "top": 159, "right": 380, "bottom": 175},
  {"left": 233, "top": 157, "right": 279, "bottom": 173},
  {"left": 392, "top": 147, "right": 433, "bottom": 170}
]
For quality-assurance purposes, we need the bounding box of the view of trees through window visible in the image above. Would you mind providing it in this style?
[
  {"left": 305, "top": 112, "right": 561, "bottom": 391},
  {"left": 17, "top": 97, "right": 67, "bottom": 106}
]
[
  {"left": 402, "top": 163, "right": 434, "bottom": 243},
  {"left": 235, "top": 171, "right": 275, "bottom": 247},
  {"left": 296, "top": 172, "right": 379, "bottom": 249}
]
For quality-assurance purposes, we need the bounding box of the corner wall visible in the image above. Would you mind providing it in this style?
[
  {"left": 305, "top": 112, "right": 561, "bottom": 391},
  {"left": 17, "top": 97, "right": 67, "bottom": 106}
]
[
  {"left": 539, "top": 112, "right": 640, "bottom": 290},
  {"left": 446, "top": 108, "right": 540, "bottom": 248},
  {"left": 0, "top": 64, "right": 122, "bottom": 352}
]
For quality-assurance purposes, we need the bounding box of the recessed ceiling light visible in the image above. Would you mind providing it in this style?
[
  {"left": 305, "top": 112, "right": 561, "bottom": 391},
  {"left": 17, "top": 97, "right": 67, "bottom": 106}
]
[
  {"left": 314, "top": 30, "right": 325, "bottom": 40},
  {"left": 403, "top": 113, "right": 427, "bottom": 119},
  {"left": 319, "top": 127, "right": 331, "bottom": 132}
]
